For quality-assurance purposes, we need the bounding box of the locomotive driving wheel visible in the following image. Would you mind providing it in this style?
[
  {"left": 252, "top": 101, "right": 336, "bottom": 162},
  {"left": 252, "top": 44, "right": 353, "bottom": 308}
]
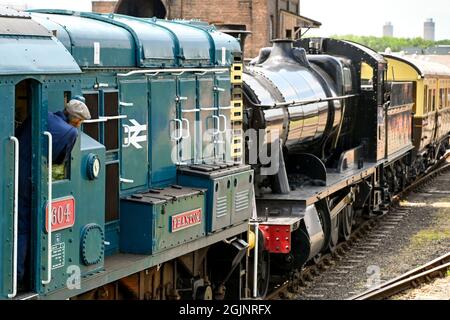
[
  {"left": 325, "top": 198, "right": 340, "bottom": 252},
  {"left": 339, "top": 205, "right": 355, "bottom": 241},
  {"left": 329, "top": 215, "right": 339, "bottom": 252}
]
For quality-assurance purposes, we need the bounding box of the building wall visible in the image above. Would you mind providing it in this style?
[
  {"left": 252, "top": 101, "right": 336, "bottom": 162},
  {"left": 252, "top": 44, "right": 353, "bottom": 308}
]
[
  {"left": 167, "top": 0, "right": 300, "bottom": 58},
  {"left": 94, "top": 0, "right": 302, "bottom": 58},
  {"left": 383, "top": 22, "right": 393, "bottom": 37},
  {"left": 166, "top": 0, "right": 271, "bottom": 57},
  {"left": 424, "top": 19, "right": 435, "bottom": 41},
  {"left": 92, "top": 1, "right": 117, "bottom": 13}
]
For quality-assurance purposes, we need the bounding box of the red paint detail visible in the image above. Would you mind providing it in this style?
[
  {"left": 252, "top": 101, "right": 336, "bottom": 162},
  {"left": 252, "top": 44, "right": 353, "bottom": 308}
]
[
  {"left": 45, "top": 197, "right": 75, "bottom": 233},
  {"left": 259, "top": 224, "right": 291, "bottom": 254},
  {"left": 171, "top": 208, "right": 202, "bottom": 232}
]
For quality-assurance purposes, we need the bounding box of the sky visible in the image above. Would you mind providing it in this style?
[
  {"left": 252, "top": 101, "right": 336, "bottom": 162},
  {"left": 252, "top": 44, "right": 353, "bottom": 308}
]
[
  {"left": 301, "top": 0, "right": 450, "bottom": 40},
  {"left": 1, "top": 0, "right": 450, "bottom": 40}
]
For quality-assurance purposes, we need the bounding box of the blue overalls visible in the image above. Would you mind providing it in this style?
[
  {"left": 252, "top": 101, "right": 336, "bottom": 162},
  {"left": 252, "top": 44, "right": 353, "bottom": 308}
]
[{"left": 17, "top": 111, "right": 78, "bottom": 283}]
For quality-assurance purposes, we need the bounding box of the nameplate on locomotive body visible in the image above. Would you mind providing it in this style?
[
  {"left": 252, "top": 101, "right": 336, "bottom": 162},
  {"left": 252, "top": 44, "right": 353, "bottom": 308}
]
[
  {"left": 171, "top": 208, "right": 202, "bottom": 232},
  {"left": 45, "top": 197, "right": 76, "bottom": 233}
]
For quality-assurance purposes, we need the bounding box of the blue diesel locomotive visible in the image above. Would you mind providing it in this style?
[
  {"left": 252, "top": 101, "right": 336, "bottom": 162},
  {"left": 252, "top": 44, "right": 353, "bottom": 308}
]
[
  {"left": 2, "top": 7, "right": 450, "bottom": 301},
  {"left": 0, "top": 8, "right": 253, "bottom": 300}
]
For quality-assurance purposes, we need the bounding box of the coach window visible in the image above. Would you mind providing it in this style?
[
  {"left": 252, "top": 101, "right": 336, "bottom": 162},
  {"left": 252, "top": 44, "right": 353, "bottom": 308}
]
[
  {"left": 447, "top": 85, "right": 450, "bottom": 107},
  {"left": 447, "top": 87, "right": 450, "bottom": 107},
  {"left": 432, "top": 89, "right": 436, "bottom": 111},
  {"left": 439, "top": 88, "right": 444, "bottom": 109},
  {"left": 429, "top": 89, "right": 432, "bottom": 112},
  {"left": 427, "top": 88, "right": 432, "bottom": 112}
]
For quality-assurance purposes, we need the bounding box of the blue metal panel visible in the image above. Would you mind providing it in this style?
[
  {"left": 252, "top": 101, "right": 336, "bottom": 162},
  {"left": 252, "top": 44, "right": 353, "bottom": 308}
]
[
  {"left": 209, "top": 30, "right": 241, "bottom": 66},
  {"left": 110, "top": 15, "right": 178, "bottom": 67},
  {"left": 30, "top": 13, "right": 72, "bottom": 50},
  {"left": 38, "top": 132, "right": 106, "bottom": 294},
  {"left": 119, "top": 187, "right": 206, "bottom": 255},
  {"left": 216, "top": 74, "right": 233, "bottom": 161},
  {"left": 28, "top": 11, "right": 136, "bottom": 68},
  {"left": 178, "top": 76, "right": 197, "bottom": 163},
  {"left": 104, "top": 221, "right": 120, "bottom": 256},
  {"left": 0, "top": 84, "right": 15, "bottom": 299},
  {"left": 28, "top": 10, "right": 241, "bottom": 68},
  {"left": 149, "top": 77, "right": 177, "bottom": 187},
  {"left": 177, "top": 166, "right": 253, "bottom": 234},
  {"left": 119, "top": 79, "right": 149, "bottom": 191},
  {"left": 198, "top": 76, "right": 217, "bottom": 162},
  {"left": 156, "top": 20, "right": 213, "bottom": 66},
  {"left": 177, "top": 20, "right": 241, "bottom": 66},
  {"left": 0, "top": 37, "right": 80, "bottom": 75}
]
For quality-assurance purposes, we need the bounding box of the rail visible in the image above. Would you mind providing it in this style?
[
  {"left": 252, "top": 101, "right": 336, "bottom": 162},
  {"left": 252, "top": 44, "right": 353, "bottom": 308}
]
[
  {"left": 266, "top": 152, "right": 450, "bottom": 300},
  {"left": 350, "top": 253, "right": 450, "bottom": 300}
]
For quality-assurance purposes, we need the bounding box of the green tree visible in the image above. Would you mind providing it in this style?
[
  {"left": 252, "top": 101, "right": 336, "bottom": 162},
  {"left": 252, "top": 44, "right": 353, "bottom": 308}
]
[{"left": 324, "top": 35, "right": 450, "bottom": 52}]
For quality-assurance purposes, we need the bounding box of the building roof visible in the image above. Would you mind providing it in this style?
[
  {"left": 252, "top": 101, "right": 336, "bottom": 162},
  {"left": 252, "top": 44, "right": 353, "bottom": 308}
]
[
  {"left": 385, "top": 54, "right": 450, "bottom": 77},
  {"left": 279, "top": 10, "right": 322, "bottom": 29},
  {"left": 406, "top": 55, "right": 450, "bottom": 70}
]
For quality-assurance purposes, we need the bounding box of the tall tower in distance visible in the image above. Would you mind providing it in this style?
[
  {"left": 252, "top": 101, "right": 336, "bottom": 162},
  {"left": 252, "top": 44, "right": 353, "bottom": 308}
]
[
  {"left": 424, "top": 18, "right": 435, "bottom": 41},
  {"left": 383, "top": 22, "right": 394, "bottom": 37}
]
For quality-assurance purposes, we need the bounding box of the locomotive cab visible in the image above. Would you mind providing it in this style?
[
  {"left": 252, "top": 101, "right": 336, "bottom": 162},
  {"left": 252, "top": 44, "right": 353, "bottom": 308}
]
[{"left": 0, "top": 9, "right": 106, "bottom": 299}]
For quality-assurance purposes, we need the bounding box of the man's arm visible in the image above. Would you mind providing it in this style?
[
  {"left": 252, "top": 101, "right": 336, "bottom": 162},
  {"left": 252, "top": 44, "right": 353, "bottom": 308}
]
[
  {"left": 53, "top": 127, "right": 78, "bottom": 165},
  {"left": 63, "top": 128, "right": 78, "bottom": 164}
]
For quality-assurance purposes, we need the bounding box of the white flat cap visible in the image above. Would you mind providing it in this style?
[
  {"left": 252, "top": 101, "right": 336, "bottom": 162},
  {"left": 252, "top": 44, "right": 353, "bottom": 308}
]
[{"left": 65, "top": 99, "right": 91, "bottom": 120}]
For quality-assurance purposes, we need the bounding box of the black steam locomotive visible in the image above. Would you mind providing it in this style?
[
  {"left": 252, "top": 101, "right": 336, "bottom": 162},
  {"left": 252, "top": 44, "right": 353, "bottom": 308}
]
[{"left": 243, "top": 37, "right": 450, "bottom": 296}]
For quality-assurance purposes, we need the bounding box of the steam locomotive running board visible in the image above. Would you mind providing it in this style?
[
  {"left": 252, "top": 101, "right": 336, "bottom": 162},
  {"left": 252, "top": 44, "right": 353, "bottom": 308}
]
[{"left": 257, "top": 162, "right": 377, "bottom": 208}]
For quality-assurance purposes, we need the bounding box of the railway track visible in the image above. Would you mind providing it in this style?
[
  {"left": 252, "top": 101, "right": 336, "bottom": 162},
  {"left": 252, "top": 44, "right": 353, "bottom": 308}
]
[
  {"left": 349, "top": 252, "right": 450, "bottom": 300},
  {"left": 267, "top": 154, "right": 450, "bottom": 300}
]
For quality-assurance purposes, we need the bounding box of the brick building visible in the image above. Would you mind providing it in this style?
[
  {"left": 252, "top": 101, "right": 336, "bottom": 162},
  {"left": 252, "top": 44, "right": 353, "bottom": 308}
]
[{"left": 92, "top": 0, "right": 321, "bottom": 57}]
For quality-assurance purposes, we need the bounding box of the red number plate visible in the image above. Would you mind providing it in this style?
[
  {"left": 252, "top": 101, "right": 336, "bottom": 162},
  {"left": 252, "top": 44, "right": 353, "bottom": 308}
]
[
  {"left": 171, "top": 208, "right": 202, "bottom": 232},
  {"left": 45, "top": 197, "right": 75, "bottom": 233}
]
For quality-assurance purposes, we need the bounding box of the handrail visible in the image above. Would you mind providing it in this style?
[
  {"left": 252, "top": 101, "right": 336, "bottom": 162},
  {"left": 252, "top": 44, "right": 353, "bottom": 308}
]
[
  {"left": 7, "top": 137, "right": 19, "bottom": 298},
  {"left": 84, "top": 115, "right": 127, "bottom": 124},
  {"left": 119, "top": 101, "right": 134, "bottom": 107},
  {"left": 170, "top": 119, "right": 183, "bottom": 141},
  {"left": 122, "top": 124, "right": 131, "bottom": 147},
  {"left": 219, "top": 114, "right": 228, "bottom": 134},
  {"left": 118, "top": 68, "right": 228, "bottom": 77},
  {"left": 200, "top": 107, "right": 218, "bottom": 111},
  {"left": 211, "top": 115, "right": 220, "bottom": 135},
  {"left": 42, "top": 131, "right": 52, "bottom": 285},
  {"left": 181, "top": 118, "right": 190, "bottom": 139}
]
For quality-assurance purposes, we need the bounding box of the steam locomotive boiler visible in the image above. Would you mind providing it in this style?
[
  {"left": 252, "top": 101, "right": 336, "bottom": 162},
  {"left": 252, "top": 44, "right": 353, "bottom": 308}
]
[{"left": 243, "top": 38, "right": 419, "bottom": 295}]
